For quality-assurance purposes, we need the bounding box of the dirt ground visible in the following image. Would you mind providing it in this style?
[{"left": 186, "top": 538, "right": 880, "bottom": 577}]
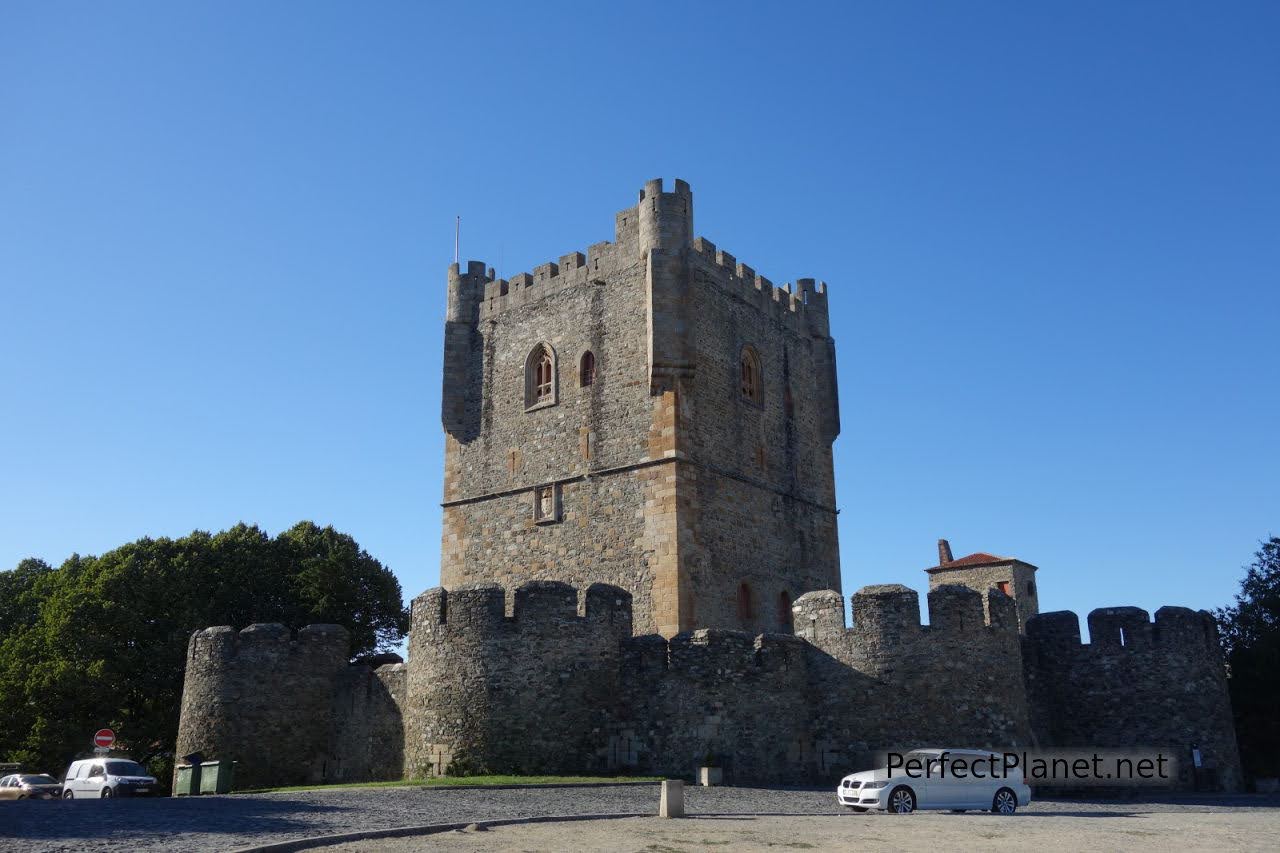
[{"left": 323, "top": 809, "right": 1280, "bottom": 852}]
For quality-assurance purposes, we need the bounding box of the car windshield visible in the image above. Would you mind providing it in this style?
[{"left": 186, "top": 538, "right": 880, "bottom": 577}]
[
  {"left": 21, "top": 775, "right": 58, "bottom": 784},
  {"left": 105, "top": 761, "right": 147, "bottom": 776}
]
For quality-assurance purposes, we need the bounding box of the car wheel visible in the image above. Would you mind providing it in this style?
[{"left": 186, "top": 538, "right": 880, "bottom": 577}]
[
  {"left": 101, "top": 787, "right": 113, "bottom": 799},
  {"left": 63, "top": 790, "right": 74, "bottom": 800},
  {"left": 888, "top": 786, "right": 916, "bottom": 814},
  {"left": 992, "top": 787, "right": 1017, "bottom": 815}
]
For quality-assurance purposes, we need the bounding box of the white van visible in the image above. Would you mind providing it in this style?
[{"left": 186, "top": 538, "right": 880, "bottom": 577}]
[{"left": 62, "top": 757, "right": 158, "bottom": 799}]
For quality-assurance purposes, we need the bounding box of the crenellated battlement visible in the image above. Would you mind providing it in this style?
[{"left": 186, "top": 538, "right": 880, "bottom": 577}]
[
  {"left": 186, "top": 622, "right": 351, "bottom": 664},
  {"left": 793, "top": 582, "right": 1019, "bottom": 655},
  {"left": 410, "top": 580, "right": 634, "bottom": 636},
  {"left": 1026, "top": 605, "right": 1221, "bottom": 655},
  {"left": 688, "top": 236, "right": 830, "bottom": 338},
  {"left": 475, "top": 236, "right": 625, "bottom": 321},
  {"left": 635, "top": 628, "right": 810, "bottom": 676},
  {"left": 472, "top": 229, "right": 832, "bottom": 337},
  {"left": 453, "top": 180, "right": 831, "bottom": 340}
]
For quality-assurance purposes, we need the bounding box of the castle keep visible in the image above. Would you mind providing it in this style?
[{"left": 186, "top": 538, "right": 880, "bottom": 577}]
[
  {"left": 175, "top": 180, "right": 1241, "bottom": 792},
  {"left": 440, "top": 178, "right": 839, "bottom": 637}
]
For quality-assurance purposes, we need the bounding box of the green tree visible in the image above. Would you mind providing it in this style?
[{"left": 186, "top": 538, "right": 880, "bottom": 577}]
[
  {"left": 0, "top": 522, "right": 409, "bottom": 778},
  {"left": 1215, "top": 536, "right": 1280, "bottom": 780},
  {"left": 0, "top": 558, "right": 53, "bottom": 632},
  {"left": 276, "top": 521, "right": 408, "bottom": 655}
]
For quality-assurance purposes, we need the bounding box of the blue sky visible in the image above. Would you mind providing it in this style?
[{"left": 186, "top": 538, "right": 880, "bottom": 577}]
[{"left": 2, "top": 1, "right": 1277, "bottom": 630}]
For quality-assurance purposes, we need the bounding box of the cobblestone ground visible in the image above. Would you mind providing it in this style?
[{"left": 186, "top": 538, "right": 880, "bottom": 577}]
[{"left": 2, "top": 786, "right": 1277, "bottom": 853}]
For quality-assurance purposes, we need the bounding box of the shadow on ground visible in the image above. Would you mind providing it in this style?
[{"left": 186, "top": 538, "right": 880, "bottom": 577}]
[{"left": 0, "top": 796, "right": 349, "bottom": 844}]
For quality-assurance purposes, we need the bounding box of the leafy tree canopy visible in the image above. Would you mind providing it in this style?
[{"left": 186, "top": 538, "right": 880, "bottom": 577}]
[
  {"left": 1215, "top": 536, "right": 1280, "bottom": 780},
  {"left": 0, "top": 522, "right": 408, "bottom": 779}
]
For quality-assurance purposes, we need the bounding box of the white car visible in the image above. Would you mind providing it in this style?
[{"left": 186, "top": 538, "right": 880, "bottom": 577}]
[
  {"left": 62, "top": 757, "right": 158, "bottom": 799},
  {"left": 837, "top": 748, "right": 1031, "bottom": 814}
]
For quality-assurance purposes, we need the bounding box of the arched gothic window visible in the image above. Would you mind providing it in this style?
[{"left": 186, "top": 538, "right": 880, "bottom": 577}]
[
  {"left": 525, "top": 344, "right": 556, "bottom": 408},
  {"left": 580, "top": 350, "right": 596, "bottom": 387},
  {"left": 740, "top": 346, "right": 762, "bottom": 403}
]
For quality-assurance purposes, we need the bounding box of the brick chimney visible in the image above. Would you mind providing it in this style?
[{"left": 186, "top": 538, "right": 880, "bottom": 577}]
[{"left": 938, "top": 539, "right": 954, "bottom": 566}]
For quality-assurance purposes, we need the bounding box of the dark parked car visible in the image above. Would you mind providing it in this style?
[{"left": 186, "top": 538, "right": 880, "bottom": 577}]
[{"left": 0, "top": 773, "right": 63, "bottom": 800}]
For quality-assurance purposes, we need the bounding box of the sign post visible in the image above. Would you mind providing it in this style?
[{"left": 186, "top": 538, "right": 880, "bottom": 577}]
[{"left": 93, "top": 729, "right": 115, "bottom": 755}]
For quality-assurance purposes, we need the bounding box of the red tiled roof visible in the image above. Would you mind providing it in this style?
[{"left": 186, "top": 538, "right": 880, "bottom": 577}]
[
  {"left": 947, "top": 552, "right": 1009, "bottom": 567},
  {"left": 925, "top": 551, "right": 1026, "bottom": 573}
]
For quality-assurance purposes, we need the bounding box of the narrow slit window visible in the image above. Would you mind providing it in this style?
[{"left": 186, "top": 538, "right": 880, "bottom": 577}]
[
  {"left": 740, "top": 346, "right": 762, "bottom": 403},
  {"left": 580, "top": 351, "right": 596, "bottom": 387},
  {"left": 737, "top": 582, "right": 754, "bottom": 624}
]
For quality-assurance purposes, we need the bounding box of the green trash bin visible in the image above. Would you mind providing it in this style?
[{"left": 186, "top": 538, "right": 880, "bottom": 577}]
[
  {"left": 197, "top": 760, "right": 235, "bottom": 794},
  {"left": 174, "top": 763, "right": 200, "bottom": 796}
]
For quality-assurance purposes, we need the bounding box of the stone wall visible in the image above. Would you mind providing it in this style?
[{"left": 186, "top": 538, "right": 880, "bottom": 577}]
[
  {"left": 175, "top": 623, "right": 349, "bottom": 790},
  {"left": 177, "top": 581, "right": 1243, "bottom": 791},
  {"left": 788, "top": 584, "right": 1033, "bottom": 777},
  {"left": 1024, "top": 606, "right": 1243, "bottom": 791},
  {"left": 330, "top": 662, "right": 406, "bottom": 783},
  {"left": 401, "top": 580, "right": 1029, "bottom": 784},
  {"left": 402, "top": 581, "right": 632, "bottom": 778},
  {"left": 174, "top": 624, "right": 404, "bottom": 790}
]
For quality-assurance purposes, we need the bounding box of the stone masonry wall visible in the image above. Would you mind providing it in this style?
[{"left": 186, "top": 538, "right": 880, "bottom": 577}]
[
  {"left": 439, "top": 193, "right": 671, "bottom": 633},
  {"left": 175, "top": 623, "right": 350, "bottom": 790},
  {"left": 1024, "top": 606, "right": 1243, "bottom": 790},
  {"left": 790, "top": 584, "right": 1033, "bottom": 776},
  {"left": 330, "top": 662, "right": 406, "bottom": 783},
  {"left": 671, "top": 241, "right": 841, "bottom": 633},
  {"left": 438, "top": 179, "right": 841, "bottom": 637},
  {"left": 401, "top": 580, "right": 1031, "bottom": 784},
  {"left": 178, "top": 581, "right": 1243, "bottom": 791},
  {"left": 402, "top": 581, "right": 632, "bottom": 778}
]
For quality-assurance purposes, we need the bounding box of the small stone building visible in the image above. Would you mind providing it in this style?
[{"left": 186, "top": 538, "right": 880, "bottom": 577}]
[{"left": 927, "top": 539, "right": 1041, "bottom": 632}]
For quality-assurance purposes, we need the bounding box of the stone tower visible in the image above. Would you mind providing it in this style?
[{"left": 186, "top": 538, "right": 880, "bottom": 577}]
[
  {"left": 926, "top": 539, "right": 1040, "bottom": 632},
  {"left": 439, "top": 179, "right": 841, "bottom": 636}
]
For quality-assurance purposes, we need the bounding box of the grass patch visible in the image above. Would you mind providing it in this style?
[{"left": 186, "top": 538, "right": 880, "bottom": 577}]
[{"left": 240, "top": 774, "right": 661, "bottom": 794}]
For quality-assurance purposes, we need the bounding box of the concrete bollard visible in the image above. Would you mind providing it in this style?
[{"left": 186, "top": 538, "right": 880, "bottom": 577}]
[{"left": 659, "top": 779, "right": 684, "bottom": 818}]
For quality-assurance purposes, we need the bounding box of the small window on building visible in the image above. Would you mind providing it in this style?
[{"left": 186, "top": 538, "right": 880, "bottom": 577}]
[
  {"left": 580, "top": 351, "right": 596, "bottom": 387},
  {"left": 737, "top": 582, "right": 754, "bottom": 624},
  {"left": 778, "top": 591, "right": 793, "bottom": 632},
  {"left": 784, "top": 386, "right": 794, "bottom": 419},
  {"left": 997, "top": 581, "right": 1012, "bottom": 596},
  {"left": 533, "top": 484, "right": 560, "bottom": 524},
  {"left": 740, "top": 346, "right": 762, "bottom": 403},
  {"left": 525, "top": 343, "right": 557, "bottom": 409}
]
